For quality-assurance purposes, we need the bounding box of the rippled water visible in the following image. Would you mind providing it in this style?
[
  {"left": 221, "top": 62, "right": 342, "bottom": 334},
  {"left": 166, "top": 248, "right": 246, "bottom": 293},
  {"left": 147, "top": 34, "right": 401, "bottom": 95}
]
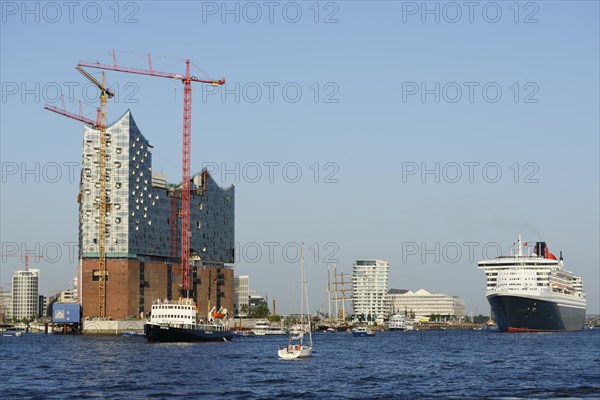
[{"left": 1, "top": 329, "right": 599, "bottom": 399}]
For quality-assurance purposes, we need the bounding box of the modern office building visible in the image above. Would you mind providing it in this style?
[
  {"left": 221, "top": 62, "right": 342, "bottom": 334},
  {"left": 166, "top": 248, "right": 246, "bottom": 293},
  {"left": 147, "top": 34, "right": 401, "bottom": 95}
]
[
  {"left": 77, "top": 110, "right": 235, "bottom": 319},
  {"left": 12, "top": 269, "right": 40, "bottom": 320},
  {"left": 352, "top": 259, "right": 389, "bottom": 324},
  {"left": 388, "top": 288, "right": 466, "bottom": 319},
  {"left": 234, "top": 275, "right": 249, "bottom": 317}
]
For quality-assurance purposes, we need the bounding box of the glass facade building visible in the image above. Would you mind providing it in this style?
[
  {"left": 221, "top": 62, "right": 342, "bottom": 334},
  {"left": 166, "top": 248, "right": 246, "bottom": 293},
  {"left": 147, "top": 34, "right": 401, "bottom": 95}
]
[{"left": 78, "top": 110, "right": 235, "bottom": 262}]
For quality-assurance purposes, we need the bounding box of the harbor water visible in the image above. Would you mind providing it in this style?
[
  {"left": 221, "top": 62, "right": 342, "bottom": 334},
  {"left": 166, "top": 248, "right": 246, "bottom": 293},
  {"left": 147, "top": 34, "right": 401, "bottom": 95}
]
[{"left": 1, "top": 329, "right": 599, "bottom": 399}]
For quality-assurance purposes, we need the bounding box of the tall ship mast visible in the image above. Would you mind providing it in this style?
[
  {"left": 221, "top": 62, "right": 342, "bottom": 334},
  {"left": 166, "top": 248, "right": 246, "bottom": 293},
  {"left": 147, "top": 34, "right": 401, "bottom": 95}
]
[{"left": 478, "top": 235, "right": 586, "bottom": 332}]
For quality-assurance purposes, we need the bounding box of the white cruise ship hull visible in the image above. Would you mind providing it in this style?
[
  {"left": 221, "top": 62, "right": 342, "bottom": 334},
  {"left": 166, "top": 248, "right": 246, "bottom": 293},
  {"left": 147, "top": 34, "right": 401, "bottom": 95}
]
[{"left": 487, "top": 292, "right": 586, "bottom": 332}]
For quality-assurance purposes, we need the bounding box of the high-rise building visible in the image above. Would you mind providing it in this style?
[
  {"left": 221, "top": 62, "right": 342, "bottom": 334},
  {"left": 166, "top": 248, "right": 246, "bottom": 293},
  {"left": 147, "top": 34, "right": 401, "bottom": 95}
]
[
  {"left": 352, "top": 259, "right": 389, "bottom": 324},
  {"left": 388, "top": 289, "right": 466, "bottom": 319},
  {"left": 12, "top": 269, "right": 39, "bottom": 320},
  {"left": 234, "top": 275, "right": 249, "bottom": 317},
  {"left": 78, "top": 110, "right": 235, "bottom": 319}
]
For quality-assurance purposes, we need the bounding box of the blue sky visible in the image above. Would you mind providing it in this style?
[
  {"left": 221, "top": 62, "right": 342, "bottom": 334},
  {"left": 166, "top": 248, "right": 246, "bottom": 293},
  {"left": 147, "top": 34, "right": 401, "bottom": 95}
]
[{"left": 1, "top": 1, "right": 598, "bottom": 315}]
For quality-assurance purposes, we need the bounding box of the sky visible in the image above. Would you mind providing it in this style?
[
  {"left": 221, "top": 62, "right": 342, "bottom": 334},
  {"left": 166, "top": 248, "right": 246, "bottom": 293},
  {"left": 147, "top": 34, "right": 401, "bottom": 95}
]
[{"left": 1, "top": 0, "right": 598, "bottom": 316}]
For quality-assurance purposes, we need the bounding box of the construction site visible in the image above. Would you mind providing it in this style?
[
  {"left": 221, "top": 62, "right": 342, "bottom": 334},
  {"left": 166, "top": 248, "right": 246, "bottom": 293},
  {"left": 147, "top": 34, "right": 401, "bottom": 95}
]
[{"left": 45, "top": 51, "right": 234, "bottom": 322}]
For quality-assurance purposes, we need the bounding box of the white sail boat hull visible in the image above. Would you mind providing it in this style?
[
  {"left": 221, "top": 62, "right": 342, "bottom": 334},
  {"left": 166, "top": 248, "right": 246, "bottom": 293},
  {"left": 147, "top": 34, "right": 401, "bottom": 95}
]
[{"left": 278, "top": 344, "right": 313, "bottom": 359}]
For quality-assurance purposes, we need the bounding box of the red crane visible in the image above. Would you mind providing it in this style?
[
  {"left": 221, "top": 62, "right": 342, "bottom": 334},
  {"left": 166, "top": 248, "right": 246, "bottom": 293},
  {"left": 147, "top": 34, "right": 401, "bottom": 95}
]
[
  {"left": 78, "top": 50, "right": 225, "bottom": 299},
  {"left": 44, "top": 96, "right": 101, "bottom": 129},
  {"left": 1, "top": 254, "right": 44, "bottom": 271}
]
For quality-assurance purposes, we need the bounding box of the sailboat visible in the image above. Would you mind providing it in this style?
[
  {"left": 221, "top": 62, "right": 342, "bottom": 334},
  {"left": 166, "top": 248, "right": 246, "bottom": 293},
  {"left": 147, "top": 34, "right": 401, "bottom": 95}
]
[{"left": 278, "top": 244, "right": 313, "bottom": 359}]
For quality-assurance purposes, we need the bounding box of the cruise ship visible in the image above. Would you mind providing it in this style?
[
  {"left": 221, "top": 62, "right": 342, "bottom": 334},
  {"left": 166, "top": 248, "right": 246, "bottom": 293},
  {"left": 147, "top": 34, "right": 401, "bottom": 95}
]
[{"left": 478, "top": 236, "right": 586, "bottom": 332}]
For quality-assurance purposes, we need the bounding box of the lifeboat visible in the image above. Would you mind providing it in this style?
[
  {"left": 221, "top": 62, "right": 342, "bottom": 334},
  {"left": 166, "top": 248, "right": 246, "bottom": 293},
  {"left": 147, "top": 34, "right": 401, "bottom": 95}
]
[{"left": 211, "top": 308, "right": 228, "bottom": 319}]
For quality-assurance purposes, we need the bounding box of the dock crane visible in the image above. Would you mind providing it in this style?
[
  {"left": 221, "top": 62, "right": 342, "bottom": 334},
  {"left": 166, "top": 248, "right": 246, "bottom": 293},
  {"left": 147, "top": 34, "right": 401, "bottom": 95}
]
[
  {"left": 78, "top": 50, "right": 225, "bottom": 299},
  {"left": 45, "top": 67, "right": 114, "bottom": 318}
]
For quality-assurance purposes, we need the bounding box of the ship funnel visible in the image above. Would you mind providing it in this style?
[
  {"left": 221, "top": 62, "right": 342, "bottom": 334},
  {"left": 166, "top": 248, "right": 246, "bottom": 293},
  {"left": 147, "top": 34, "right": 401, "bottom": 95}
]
[
  {"left": 559, "top": 251, "right": 563, "bottom": 261},
  {"left": 534, "top": 242, "right": 547, "bottom": 258}
]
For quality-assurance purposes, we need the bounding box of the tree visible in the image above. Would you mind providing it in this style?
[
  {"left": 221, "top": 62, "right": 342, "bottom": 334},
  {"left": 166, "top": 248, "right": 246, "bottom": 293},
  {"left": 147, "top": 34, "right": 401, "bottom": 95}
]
[
  {"left": 268, "top": 314, "right": 282, "bottom": 322},
  {"left": 240, "top": 304, "right": 249, "bottom": 316},
  {"left": 248, "top": 303, "right": 270, "bottom": 318}
]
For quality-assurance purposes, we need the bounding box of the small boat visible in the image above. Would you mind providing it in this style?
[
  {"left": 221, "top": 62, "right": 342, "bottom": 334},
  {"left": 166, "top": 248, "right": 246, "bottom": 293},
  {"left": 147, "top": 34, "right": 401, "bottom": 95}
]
[
  {"left": 122, "top": 331, "right": 144, "bottom": 337},
  {"left": 252, "top": 321, "right": 288, "bottom": 335},
  {"left": 2, "top": 331, "right": 23, "bottom": 337},
  {"left": 278, "top": 244, "right": 313, "bottom": 360},
  {"left": 352, "top": 326, "right": 376, "bottom": 337},
  {"left": 235, "top": 330, "right": 256, "bottom": 337},
  {"left": 389, "top": 314, "right": 406, "bottom": 331}
]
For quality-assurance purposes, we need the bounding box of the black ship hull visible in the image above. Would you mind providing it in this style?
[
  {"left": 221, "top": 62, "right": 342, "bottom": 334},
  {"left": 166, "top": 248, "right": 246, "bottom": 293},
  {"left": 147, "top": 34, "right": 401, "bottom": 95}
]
[
  {"left": 488, "top": 294, "right": 585, "bottom": 332},
  {"left": 144, "top": 323, "right": 235, "bottom": 342}
]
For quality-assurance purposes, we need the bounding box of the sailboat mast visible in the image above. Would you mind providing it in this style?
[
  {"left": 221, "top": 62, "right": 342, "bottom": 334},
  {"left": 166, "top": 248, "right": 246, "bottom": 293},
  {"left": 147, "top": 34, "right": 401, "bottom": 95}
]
[
  {"left": 301, "top": 243, "right": 313, "bottom": 346},
  {"left": 301, "top": 243, "right": 304, "bottom": 327},
  {"left": 327, "top": 266, "right": 331, "bottom": 322}
]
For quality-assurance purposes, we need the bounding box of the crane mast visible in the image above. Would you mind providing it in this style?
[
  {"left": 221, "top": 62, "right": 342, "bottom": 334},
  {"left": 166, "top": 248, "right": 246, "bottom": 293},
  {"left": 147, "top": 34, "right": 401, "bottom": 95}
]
[
  {"left": 181, "top": 60, "right": 193, "bottom": 297},
  {"left": 97, "top": 73, "right": 109, "bottom": 317}
]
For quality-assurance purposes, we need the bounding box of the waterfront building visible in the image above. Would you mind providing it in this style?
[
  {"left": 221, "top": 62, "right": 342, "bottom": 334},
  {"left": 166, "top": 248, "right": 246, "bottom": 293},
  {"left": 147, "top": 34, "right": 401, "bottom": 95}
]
[
  {"left": 0, "top": 291, "right": 12, "bottom": 322},
  {"left": 388, "top": 288, "right": 466, "bottom": 319},
  {"left": 12, "top": 269, "right": 40, "bottom": 320},
  {"left": 234, "top": 275, "right": 249, "bottom": 317},
  {"left": 352, "top": 259, "right": 389, "bottom": 324},
  {"left": 249, "top": 294, "right": 267, "bottom": 308},
  {"left": 249, "top": 294, "right": 268, "bottom": 313},
  {"left": 77, "top": 110, "right": 235, "bottom": 319}
]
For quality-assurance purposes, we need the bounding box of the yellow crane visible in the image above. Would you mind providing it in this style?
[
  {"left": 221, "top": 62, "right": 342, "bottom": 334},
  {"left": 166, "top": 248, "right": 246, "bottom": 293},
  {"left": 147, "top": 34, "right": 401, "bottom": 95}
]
[{"left": 76, "top": 67, "right": 114, "bottom": 318}]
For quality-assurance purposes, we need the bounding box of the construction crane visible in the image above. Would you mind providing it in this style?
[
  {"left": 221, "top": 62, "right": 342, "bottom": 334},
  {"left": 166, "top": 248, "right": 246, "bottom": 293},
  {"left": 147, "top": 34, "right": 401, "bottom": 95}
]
[
  {"left": 45, "top": 67, "right": 114, "bottom": 318},
  {"left": 78, "top": 50, "right": 225, "bottom": 299},
  {"left": 1, "top": 254, "right": 44, "bottom": 271},
  {"left": 45, "top": 101, "right": 101, "bottom": 129}
]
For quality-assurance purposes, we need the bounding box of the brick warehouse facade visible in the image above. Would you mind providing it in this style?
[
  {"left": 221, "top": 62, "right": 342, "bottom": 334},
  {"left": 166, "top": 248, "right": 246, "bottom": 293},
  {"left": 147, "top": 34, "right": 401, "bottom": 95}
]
[
  {"left": 77, "top": 110, "right": 234, "bottom": 319},
  {"left": 80, "top": 260, "right": 233, "bottom": 319}
]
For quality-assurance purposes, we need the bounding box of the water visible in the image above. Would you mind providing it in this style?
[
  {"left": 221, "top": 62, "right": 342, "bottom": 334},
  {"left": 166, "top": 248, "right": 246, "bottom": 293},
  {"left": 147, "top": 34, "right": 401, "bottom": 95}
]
[{"left": 1, "top": 330, "right": 599, "bottom": 399}]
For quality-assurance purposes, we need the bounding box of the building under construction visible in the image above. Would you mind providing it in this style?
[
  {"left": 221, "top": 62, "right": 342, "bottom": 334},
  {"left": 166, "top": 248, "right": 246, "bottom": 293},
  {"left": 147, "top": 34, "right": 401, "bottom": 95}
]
[{"left": 76, "top": 110, "right": 235, "bottom": 319}]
